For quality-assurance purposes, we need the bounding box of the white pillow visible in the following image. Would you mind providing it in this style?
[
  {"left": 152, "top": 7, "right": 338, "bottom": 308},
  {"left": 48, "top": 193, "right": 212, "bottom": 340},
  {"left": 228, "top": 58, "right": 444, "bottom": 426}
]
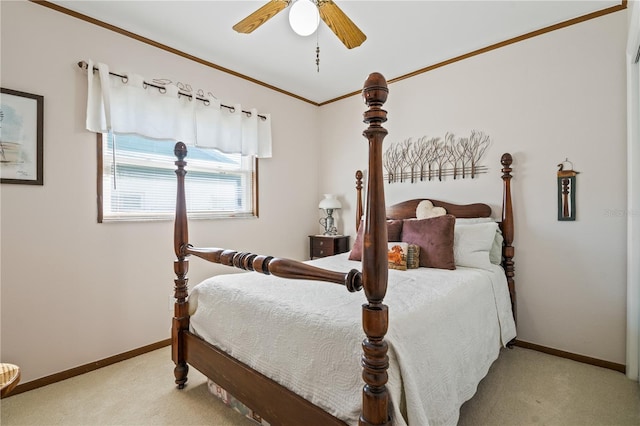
[
  {"left": 456, "top": 217, "right": 503, "bottom": 265},
  {"left": 453, "top": 221, "right": 499, "bottom": 270},
  {"left": 455, "top": 217, "right": 493, "bottom": 224},
  {"left": 490, "top": 229, "right": 504, "bottom": 264},
  {"left": 416, "top": 200, "right": 447, "bottom": 219}
]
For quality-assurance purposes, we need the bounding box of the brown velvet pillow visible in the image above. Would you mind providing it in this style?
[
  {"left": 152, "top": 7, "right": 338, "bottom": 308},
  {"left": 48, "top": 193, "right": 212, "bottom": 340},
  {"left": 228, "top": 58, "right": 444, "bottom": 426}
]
[
  {"left": 401, "top": 215, "right": 456, "bottom": 270},
  {"left": 349, "top": 219, "right": 403, "bottom": 261}
]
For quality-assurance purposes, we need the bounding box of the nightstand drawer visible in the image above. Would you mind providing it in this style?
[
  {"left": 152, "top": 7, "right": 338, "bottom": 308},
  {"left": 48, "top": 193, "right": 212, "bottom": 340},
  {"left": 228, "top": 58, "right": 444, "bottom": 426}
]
[{"left": 309, "top": 235, "right": 350, "bottom": 259}]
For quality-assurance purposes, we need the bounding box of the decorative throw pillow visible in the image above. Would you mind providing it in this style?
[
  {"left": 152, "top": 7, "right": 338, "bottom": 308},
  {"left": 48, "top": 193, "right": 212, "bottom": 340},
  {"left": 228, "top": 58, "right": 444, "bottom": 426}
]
[
  {"left": 348, "top": 218, "right": 404, "bottom": 261},
  {"left": 387, "top": 242, "right": 409, "bottom": 270},
  {"left": 406, "top": 244, "right": 420, "bottom": 269},
  {"left": 453, "top": 221, "right": 499, "bottom": 270},
  {"left": 416, "top": 200, "right": 447, "bottom": 220},
  {"left": 401, "top": 215, "right": 456, "bottom": 270}
]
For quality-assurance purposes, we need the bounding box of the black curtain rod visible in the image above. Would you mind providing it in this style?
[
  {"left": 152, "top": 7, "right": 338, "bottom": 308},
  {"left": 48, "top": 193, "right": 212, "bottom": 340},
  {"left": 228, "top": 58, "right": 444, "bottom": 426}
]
[{"left": 77, "top": 61, "right": 266, "bottom": 120}]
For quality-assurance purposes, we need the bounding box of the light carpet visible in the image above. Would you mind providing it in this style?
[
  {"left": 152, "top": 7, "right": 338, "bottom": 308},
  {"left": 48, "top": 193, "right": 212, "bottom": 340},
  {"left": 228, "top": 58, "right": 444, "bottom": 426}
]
[{"left": 1, "top": 346, "right": 638, "bottom": 425}]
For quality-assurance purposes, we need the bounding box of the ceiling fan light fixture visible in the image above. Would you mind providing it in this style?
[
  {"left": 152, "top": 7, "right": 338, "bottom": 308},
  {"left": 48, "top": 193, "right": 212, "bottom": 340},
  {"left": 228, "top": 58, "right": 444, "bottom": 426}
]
[{"left": 289, "top": 0, "right": 320, "bottom": 37}]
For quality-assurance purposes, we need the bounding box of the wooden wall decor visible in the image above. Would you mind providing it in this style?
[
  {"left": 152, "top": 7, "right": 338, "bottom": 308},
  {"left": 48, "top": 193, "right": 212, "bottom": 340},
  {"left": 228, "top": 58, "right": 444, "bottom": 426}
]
[
  {"left": 382, "top": 130, "right": 490, "bottom": 183},
  {"left": 557, "top": 158, "right": 579, "bottom": 221}
]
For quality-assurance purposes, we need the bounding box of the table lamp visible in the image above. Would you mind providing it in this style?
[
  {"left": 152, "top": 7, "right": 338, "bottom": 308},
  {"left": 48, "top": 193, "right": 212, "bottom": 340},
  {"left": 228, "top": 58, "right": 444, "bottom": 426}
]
[{"left": 319, "top": 194, "right": 341, "bottom": 235}]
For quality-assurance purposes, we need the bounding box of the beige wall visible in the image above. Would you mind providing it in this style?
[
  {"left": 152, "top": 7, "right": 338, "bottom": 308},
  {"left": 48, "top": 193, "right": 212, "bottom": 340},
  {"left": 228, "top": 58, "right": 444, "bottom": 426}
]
[
  {"left": 0, "top": 1, "right": 629, "bottom": 385},
  {"left": 319, "top": 11, "right": 628, "bottom": 364},
  {"left": 0, "top": 1, "right": 320, "bottom": 383}
]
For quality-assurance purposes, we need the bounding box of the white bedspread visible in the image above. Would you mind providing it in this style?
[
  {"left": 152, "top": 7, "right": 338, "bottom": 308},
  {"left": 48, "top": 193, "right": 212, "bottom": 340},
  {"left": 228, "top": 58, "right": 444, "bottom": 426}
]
[{"left": 188, "top": 252, "right": 516, "bottom": 426}]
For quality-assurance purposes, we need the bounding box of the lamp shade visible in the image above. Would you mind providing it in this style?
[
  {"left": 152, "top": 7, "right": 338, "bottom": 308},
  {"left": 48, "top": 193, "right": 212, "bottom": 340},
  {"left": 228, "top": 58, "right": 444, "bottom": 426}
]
[
  {"left": 319, "top": 194, "right": 341, "bottom": 210},
  {"left": 289, "top": 0, "right": 320, "bottom": 36}
]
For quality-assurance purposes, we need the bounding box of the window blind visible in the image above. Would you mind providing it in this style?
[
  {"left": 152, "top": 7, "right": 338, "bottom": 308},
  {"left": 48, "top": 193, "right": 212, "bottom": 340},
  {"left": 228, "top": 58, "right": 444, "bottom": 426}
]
[{"left": 101, "top": 133, "right": 255, "bottom": 221}]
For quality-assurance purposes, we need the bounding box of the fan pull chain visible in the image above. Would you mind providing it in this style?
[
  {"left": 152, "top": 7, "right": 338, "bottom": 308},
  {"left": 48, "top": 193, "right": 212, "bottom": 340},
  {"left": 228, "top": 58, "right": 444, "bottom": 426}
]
[{"left": 316, "top": 30, "right": 320, "bottom": 72}]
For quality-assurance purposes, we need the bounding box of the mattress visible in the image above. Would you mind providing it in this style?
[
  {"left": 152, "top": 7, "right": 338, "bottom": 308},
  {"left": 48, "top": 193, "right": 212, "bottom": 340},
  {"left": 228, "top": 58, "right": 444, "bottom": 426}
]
[{"left": 188, "top": 252, "right": 516, "bottom": 425}]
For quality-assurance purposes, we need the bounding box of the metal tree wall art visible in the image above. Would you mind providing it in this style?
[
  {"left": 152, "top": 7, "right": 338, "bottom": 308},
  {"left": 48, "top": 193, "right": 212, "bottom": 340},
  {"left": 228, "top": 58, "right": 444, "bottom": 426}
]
[{"left": 383, "top": 130, "right": 491, "bottom": 183}]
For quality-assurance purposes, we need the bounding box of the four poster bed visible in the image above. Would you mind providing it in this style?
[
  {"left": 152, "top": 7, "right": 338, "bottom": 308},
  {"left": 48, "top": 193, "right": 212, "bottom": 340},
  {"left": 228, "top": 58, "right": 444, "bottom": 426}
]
[{"left": 172, "top": 73, "right": 516, "bottom": 426}]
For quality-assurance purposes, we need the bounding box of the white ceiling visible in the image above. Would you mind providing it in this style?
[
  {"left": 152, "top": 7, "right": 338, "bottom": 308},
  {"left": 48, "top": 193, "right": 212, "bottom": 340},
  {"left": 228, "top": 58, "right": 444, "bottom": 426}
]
[{"left": 51, "top": 0, "right": 621, "bottom": 104}]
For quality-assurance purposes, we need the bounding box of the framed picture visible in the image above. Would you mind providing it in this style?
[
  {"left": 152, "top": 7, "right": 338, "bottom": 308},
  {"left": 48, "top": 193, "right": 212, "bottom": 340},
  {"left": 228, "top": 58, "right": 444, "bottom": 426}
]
[{"left": 1, "top": 88, "right": 44, "bottom": 185}]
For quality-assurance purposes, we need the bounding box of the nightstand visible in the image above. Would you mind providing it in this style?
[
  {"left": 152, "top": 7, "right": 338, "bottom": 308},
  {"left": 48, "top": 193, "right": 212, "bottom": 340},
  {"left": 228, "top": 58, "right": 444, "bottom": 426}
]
[{"left": 309, "top": 235, "right": 350, "bottom": 259}]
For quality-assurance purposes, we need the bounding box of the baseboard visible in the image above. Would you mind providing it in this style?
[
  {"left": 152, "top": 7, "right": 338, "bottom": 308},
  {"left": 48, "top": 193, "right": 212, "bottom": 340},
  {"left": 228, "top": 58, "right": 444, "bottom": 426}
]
[
  {"left": 6, "top": 338, "right": 625, "bottom": 398},
  {"left": 5, "top": 338, "right": 171, "bottom": 398},
  {"left": 514, "top": 340, "right": 626, "bottom": 374}
]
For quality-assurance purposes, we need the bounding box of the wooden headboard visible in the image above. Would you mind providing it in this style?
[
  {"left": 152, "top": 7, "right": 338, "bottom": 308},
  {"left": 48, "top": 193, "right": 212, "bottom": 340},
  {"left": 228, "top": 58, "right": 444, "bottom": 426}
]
[{"left": 386, "top": 199, "right": 492, "bottom": 220}]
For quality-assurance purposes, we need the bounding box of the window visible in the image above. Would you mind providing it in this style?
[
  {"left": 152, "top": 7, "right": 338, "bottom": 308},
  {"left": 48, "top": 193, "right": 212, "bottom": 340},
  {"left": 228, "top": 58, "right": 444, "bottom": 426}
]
[{"left": 97, "top": 133, "right": 257, "bottom": 222}]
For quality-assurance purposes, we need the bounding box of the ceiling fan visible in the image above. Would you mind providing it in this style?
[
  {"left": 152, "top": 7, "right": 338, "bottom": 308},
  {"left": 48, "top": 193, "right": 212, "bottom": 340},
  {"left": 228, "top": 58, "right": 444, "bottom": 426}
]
[{"left": 232, "top": 0, "right": 367, "bottom": 49}]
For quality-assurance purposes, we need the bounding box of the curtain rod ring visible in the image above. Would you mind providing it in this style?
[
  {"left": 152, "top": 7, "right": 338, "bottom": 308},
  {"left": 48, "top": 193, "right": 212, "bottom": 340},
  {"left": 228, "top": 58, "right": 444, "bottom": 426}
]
[
  {"left": 229, "top": 106, "right": 236, "bottom": 113},
  {"left": 203, "top": 99, "right": 210, "bottom": 106},
  {"left": 121, "top": 75, "right": 128, "bottom": 84},
  {"left": 159, "top": 87, "right": 167, "bottom": 94},
  {"left": 143, "top": 82, "right": 148, "bottom": 89}
]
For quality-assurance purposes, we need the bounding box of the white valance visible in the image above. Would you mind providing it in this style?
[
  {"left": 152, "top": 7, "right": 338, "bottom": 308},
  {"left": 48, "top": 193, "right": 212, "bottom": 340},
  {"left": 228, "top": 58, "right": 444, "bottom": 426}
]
[{"left": 84, "top": 60, "right": 272, "bottom": 158}]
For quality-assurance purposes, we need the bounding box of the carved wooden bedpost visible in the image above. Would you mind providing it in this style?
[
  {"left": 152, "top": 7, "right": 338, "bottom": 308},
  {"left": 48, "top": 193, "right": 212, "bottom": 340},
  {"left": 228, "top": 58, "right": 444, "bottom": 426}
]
[
  {"left": 173, "top": 142, "right": 190, "bottom": 388},
  {"left": 355, "top": 170, "right": 364, "bottom": 231},
  {"left": 360, "top": 73, "right": 391, "bottom": 426},
  {"left": 501, "top": 153, "right": 516, "bottom": 325}
]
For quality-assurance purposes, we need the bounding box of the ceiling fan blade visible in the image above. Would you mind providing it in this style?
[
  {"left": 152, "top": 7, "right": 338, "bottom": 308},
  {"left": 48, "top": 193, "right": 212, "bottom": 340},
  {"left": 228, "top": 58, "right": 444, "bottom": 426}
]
[
  {"left": 233, "top": 0, "right": 291, "bottom": 34},
  {"left": 318, "top": 0, "right": 366, "bottom": 49}
]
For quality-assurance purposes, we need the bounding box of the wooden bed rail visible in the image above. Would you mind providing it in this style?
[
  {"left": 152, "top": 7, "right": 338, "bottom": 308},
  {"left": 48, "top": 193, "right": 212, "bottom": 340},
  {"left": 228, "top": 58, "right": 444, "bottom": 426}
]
[{"left": 185, "top": 246, "right": 362, "bottom": 291}]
